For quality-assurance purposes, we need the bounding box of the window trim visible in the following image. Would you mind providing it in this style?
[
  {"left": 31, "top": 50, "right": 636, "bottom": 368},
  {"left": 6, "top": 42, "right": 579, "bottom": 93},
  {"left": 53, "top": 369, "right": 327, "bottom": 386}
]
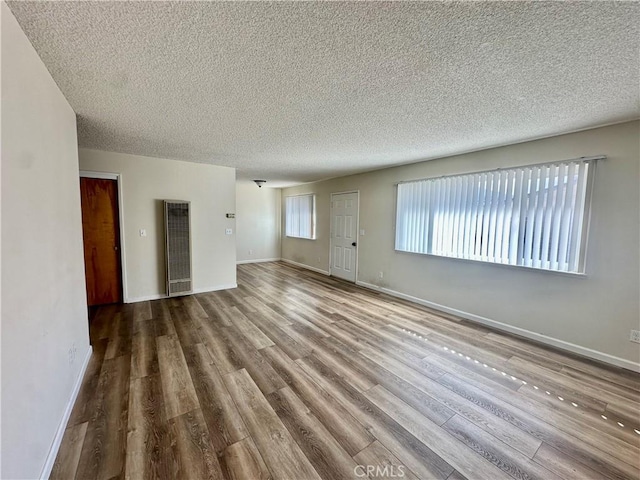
[
  {"left": 285, "top": 193, "right": 317, "bottom": 240},
  {"left": 395, "top": 156, "right": 604, "bottom": 186},
  {"left": 394, "top": 155, "right": 604, "bottom": 276},
  {"left": 395, "top": 248, "right": 589, "bottom": 277}
]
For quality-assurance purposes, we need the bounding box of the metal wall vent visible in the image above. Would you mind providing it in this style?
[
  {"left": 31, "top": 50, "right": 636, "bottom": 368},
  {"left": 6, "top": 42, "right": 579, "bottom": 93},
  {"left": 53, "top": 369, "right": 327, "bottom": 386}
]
[{"left": 164, "top": 200, "right": 192, "bottom": 297}]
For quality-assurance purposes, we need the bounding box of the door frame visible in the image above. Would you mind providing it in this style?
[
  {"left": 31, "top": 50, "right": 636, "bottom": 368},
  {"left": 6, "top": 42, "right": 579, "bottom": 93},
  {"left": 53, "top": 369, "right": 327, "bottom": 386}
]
[
  {"left": 329, "top": 190, "right": 360, "bottom": 283},
  {"left": 79, "top": 170, "right": 128, "bottom": 303}
]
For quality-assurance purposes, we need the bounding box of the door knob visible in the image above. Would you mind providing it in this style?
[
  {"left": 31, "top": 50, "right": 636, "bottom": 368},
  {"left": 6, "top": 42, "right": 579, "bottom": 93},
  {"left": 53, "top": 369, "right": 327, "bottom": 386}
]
[{"left": 352, "top": 242, "right": 357, "bottom": 247}]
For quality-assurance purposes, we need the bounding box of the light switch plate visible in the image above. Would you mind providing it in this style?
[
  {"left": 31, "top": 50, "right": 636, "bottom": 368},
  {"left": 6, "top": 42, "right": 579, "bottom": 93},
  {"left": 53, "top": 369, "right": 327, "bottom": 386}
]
[{"left": 139, "top": 229, "right": 147, "bottom": 237}]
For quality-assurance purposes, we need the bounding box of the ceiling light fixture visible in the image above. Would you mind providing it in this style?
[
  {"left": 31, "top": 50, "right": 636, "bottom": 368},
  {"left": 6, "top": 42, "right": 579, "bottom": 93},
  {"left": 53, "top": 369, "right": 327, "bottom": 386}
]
[{"left": 254, "top": 180, "right": 266, "bottom": 188}]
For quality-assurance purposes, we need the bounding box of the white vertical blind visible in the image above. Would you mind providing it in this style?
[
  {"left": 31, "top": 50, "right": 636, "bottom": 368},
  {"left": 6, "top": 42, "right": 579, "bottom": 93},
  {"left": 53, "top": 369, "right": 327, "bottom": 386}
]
[
  {"left": 395, "top": 158, "right": 598, "bottom": 273},
  {"left": 286, "top": 194, "right": 316, "bottom": 239}
]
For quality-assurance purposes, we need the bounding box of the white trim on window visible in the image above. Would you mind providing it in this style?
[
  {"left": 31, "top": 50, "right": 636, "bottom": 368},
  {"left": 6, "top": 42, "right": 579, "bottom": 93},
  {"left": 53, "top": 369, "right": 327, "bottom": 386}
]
[
  {"left": 394, "top": 156, "right": 602, "bottom": 274},
  {"left": 285, "top": 193, "right": 316, "bottom": 240}
]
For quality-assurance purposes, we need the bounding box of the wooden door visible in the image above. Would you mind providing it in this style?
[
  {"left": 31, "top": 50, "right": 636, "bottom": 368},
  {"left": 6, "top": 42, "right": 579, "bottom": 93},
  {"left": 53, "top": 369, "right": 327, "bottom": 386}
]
[
  {"left": 330, "top": 192, "right": 359, "bottom": 282},
  {"left": 80, "top": 177, "right": 122, "bottom": 305}
]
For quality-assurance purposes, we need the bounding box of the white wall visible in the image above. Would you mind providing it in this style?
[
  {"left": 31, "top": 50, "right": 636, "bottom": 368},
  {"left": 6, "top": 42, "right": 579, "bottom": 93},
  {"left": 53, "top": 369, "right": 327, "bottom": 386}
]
[
  {"left": 282, "top": 121, "right": 640, "bottom": 370},
  {"left": 1, "top": 3, "right": 91, "bottom": 478},
  {"left": 236, "top": 181, "right": 281, "bottom": 263},
  {"left": 79, "top": 149, "right": 237, "bottom": 302}
]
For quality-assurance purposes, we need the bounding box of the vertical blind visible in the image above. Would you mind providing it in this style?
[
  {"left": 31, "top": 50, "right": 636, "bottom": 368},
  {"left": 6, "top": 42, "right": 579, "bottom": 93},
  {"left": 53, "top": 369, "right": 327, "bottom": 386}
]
[
  {"left": 395, "top": 158, "right": 600, "bottom": 273},
  {"left": 286, "top": 194, "right": 316, "bottom": 239}
]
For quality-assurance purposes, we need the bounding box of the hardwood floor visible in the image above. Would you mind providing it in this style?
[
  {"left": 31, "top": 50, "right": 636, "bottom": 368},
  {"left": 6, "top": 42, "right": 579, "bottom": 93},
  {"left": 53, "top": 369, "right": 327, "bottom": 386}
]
[{"left": 53, "top": 261, "right": 640, "bottom": 480}]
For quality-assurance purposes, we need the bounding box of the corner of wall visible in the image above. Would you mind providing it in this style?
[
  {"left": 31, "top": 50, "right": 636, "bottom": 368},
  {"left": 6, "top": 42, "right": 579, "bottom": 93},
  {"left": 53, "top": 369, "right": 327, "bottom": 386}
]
[{"left": 39, "top": 346, "right": 93, "bottom": 479}]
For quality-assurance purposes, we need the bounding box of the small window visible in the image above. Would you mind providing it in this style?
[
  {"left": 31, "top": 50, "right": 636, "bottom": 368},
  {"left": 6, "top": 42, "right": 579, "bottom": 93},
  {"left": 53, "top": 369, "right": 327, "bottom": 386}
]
[
  {"left": 395, "top": 157, "right": 601, "bottom": 274},
  {"left": 286, "top": 194, "right": 316, "bottom": 239}
]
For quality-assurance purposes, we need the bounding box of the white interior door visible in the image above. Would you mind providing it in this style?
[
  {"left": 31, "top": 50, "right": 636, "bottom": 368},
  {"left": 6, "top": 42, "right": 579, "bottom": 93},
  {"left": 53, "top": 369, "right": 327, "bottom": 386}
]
[{"left": 330, "top": 192, "right": 359, "bottom": 282}]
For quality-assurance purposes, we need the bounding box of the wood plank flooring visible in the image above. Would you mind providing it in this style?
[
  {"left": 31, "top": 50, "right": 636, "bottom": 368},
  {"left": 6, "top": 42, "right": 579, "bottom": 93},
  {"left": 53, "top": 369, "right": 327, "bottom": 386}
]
[{"left": 54, "top": 261, "right": 640, "bottom": 480}]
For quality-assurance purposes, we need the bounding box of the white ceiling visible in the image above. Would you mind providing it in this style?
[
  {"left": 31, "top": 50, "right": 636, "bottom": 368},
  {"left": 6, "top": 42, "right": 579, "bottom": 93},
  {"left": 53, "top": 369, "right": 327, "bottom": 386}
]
[{"left": 7, "top": 1, "right": 639, "bottom": 186}]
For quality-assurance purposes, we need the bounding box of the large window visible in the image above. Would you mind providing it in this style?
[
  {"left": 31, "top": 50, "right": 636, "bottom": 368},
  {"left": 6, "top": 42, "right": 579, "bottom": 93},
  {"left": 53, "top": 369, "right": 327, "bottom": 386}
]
[
  {"left": 395, "top": 157, "right": 601, "bottom": 273},
  {"left": 286, "top": 194, "right": 316, "bottom": 239}
]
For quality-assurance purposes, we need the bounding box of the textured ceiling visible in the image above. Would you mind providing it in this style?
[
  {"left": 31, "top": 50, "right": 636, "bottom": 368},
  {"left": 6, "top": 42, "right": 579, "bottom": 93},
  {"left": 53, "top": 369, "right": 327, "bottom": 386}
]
[{"left": 7, "top": 1, "right": 639, "bottom": 186}]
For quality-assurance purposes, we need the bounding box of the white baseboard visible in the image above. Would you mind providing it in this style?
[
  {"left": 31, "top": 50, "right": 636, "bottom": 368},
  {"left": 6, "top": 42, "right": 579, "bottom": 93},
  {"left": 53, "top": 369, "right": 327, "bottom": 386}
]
[
  {"left": 125, "top": 283, "right": 238, "bottom": 303},
  {"left": 193, "top": 284, "right": 238, "bottom": 294},
  {"left": 236, "top": 258, "right": 281, "bottom": 265},
  {"left": 125, "top": 293, "right": 165, "bottom": 303},
  {"left": 40, "top": 345, "right": 93, "bottom": 479},
  {"left": 281, "top": 258, "right": 330, "bottom": 276},
  {"left": 356, "top": 280, "right": 640, "bottom": 373}
]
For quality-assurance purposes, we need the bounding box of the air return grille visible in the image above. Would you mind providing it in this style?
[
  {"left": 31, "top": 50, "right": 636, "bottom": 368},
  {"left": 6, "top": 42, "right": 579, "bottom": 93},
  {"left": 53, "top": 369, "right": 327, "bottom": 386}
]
[{"left": 165, "top": 200, "right": 192, "bottom": 297}]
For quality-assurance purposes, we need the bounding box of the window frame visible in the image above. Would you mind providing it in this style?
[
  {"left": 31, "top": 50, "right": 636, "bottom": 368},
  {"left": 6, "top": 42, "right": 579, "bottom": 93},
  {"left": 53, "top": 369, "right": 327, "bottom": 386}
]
[
  {"left": 285, "top": 193, "right": 317, "bottom": 240},
  {"left": 394, "top": 156, "right": 603, "bottom": 275}
]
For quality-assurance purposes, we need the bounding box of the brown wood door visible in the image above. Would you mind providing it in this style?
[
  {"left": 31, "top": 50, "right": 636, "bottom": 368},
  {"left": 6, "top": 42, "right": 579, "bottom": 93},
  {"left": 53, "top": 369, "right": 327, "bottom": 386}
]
[{"left": 80, "top": 177, "right": 122, "bottom": 306}]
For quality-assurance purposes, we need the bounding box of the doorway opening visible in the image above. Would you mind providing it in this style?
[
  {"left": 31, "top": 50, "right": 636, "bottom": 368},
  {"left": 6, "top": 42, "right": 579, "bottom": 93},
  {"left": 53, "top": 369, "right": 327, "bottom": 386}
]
[
  {"left": 79, "top": 172, "right": 124, "bottom": 306},
  {"left": 329, "top": 191, "right": 359, "bottom": 282}
]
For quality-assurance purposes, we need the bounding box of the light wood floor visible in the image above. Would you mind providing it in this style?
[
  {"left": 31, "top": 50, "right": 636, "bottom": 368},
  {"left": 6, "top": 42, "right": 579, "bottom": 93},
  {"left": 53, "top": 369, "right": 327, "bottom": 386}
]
[{"left": 53, "top": 261, "right": 640, "bottom": 480}]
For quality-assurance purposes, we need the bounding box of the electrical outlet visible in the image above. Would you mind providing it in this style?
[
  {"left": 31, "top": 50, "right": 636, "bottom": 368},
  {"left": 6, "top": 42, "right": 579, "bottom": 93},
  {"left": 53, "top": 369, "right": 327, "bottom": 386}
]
[
  {"left": 378, "top": 271, "right": 384, "bottom": 279},
  {"left": 630, "top": 330, "right": 640, "bottom": 344},
  {"left": 317, "top": 257, "right": 321, "bottom": 264},
  {"left": 248, "top": 249, "right": 253, "bottom": 255}
]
